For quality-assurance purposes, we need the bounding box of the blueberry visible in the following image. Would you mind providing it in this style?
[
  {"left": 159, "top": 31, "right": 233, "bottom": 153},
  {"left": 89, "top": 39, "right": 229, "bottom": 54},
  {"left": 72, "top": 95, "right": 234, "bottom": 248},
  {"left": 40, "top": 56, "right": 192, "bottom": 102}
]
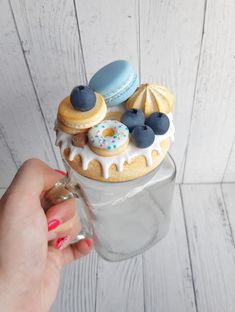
[
  {"left": 145, "top": 112, "right": 170, "bottom": 135},
  {"left": 132, "top": 125, "right": 155, "bottom": 148},
  {"left": 121, "top": 109, "right": 145, "bottom": 132},
  {"left": 70, "top": 85, "right": 96, "bottom": 112}
]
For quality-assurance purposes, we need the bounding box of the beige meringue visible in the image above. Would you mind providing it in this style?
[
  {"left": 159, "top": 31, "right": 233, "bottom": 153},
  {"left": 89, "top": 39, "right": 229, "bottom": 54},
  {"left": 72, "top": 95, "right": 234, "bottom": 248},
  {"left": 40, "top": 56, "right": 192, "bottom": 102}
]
[{"left": 125, "top": 83, "right": 174, "bottom": 117}]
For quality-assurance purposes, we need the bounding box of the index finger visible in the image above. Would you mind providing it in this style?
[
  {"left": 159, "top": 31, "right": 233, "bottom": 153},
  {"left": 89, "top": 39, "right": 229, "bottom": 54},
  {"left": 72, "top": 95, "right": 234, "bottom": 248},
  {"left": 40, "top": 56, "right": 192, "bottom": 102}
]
[{"left": 7, "top": 159, "right": 62, "bottom": 194}]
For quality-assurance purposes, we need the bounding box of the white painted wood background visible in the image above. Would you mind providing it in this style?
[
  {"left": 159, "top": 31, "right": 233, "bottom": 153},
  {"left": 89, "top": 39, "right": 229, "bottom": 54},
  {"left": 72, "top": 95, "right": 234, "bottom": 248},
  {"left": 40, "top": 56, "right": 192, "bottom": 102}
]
[
  {"left": 1, "top": 1, "right": 235, "bottom": 311},
  {"left": 0, "top": 0, "right": 234, "bottom": 185}
]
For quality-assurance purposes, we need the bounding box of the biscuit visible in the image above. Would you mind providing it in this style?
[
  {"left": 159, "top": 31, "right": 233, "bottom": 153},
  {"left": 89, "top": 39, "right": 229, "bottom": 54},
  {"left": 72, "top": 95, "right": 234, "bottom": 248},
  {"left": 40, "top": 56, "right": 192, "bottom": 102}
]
[
  {"left": 57, "top": 93, "right": 107, "bottom": 134},
  {"left": 63, "top": 138, "right": 170, "bottom": 182}
]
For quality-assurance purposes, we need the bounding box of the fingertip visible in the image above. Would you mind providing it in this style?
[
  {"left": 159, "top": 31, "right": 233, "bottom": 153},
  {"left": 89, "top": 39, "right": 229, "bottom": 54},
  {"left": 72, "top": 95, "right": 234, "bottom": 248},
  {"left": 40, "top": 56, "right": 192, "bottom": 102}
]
[
  {"left": 84, "top": 239, "right": 92, "bottom": 248},
  {"left": 48, "top": 219, "right": 61, "bottom": 231},
  {"left": 73, "top": 239, "right": 92, "bottom": 256}
]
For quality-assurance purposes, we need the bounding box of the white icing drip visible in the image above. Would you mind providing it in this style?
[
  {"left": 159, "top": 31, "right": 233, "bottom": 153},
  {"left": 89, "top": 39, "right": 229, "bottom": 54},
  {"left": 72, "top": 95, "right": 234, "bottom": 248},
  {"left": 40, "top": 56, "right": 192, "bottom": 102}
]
[
  {"left": 145, "top": 149, "right": 153, "bottom": 166},
  {"left": 69, "top": 146, "right": 78, "bottom": 161},
  {"left": 56, "top": 113, "right": 175, "bottom": 179},
  {"left": 55, "top": 132, "right": 61, "bottom": 146}
]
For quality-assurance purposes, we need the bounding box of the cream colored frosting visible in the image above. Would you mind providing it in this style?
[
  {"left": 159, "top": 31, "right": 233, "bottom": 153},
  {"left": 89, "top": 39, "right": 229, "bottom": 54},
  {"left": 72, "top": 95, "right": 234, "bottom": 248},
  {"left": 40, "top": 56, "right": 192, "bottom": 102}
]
[
  {"left": 126, "top": 84, "right": 175, "bottom": 117},
  {"left": 56, "top": 113, "right": 175, "bottom": 179}
]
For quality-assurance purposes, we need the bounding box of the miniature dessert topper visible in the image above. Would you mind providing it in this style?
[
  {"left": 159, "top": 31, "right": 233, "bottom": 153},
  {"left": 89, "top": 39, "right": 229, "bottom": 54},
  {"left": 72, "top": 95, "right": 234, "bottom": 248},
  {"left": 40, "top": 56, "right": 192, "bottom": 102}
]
[{"left": 55, "top": 60, "right": 175, "bottom": 182}]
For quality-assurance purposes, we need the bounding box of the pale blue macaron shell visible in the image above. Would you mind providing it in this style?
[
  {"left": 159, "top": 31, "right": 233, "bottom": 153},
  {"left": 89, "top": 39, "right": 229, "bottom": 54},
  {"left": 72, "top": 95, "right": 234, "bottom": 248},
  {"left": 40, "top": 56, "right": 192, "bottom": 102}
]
[{"left": 88, "top": 60, "right": 139, "bottom": 107}]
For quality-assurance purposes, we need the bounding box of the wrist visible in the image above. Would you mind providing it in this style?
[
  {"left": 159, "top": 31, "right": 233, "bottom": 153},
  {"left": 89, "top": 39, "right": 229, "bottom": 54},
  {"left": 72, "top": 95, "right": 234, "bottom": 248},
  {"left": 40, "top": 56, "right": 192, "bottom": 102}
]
[
  {"left": 0, "top": 276, "right": 42, "bottom": 312},
  {"left": 0, "top": 285, "right": 18, "bottom": 312}
]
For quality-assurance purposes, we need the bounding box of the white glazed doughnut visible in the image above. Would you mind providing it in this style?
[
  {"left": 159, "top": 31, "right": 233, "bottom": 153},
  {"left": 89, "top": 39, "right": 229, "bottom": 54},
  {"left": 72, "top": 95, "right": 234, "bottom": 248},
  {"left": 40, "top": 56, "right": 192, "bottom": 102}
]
[{"left": 88, "top": 120, "right": 129, "bottom": 156}]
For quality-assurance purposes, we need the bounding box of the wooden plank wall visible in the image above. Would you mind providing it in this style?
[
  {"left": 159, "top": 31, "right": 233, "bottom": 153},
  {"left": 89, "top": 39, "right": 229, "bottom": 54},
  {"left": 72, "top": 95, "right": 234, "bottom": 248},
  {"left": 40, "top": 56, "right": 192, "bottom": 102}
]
[
  {"left": 49, "top": 183, "right": 235, "bottom": 311},
  {"left": 0, "top": 0, "right": 234, "bottom": 186},
  {"left": 183, "top": 0, "right": 235, "bottom": 183}
]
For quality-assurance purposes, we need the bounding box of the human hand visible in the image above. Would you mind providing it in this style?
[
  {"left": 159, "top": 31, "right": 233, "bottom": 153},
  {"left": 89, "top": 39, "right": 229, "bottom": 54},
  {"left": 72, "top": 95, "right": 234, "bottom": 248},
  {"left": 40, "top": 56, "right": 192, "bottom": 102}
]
[{"left": 0, "top": 159, "right": 92, "bottom": 312}]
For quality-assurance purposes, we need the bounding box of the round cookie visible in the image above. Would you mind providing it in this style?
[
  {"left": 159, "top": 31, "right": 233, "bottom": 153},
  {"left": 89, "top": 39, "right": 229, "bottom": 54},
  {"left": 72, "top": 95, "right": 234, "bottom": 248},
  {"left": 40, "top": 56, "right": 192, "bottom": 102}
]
[
  {"left": 57, "top": 93, "right": 107, "bottom": 134},
  {"left": 62, "top": 138, "right": 170, "bottom": 182},
  {"left": 56, "top": 120, "right": 88, "bottom": 134},
  {"left": 56, "top": 111, "right": 174, "bottom": 182}
]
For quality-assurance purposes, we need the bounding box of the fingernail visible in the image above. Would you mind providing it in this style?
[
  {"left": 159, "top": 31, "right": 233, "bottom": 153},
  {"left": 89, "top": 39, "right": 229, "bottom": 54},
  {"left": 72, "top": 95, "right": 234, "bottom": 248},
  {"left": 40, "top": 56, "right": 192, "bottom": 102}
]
[
  {"left": 56, "top": 236, "right": 69, "bottom": 250},
  {"left": 84, "top": 239, "right": 91, "bottom": 248},
  {"left": 48, "top": 219, "right": 60, "bottom": 231},
  {"left": 54, "top": 169, "right": 67, "bottom": 176}
]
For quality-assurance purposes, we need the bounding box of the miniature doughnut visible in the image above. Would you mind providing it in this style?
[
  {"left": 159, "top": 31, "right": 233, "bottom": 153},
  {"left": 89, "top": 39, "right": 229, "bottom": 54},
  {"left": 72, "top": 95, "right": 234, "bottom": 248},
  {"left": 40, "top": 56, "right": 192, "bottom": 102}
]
[{"left": 88, "top": 120, "right": 129, "bottom": 157}]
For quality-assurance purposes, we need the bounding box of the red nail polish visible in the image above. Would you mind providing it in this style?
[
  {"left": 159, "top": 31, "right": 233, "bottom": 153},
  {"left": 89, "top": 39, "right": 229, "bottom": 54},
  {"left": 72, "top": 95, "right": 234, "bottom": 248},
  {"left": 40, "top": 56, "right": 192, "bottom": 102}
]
[
  {"left": 84, "top": 239, "right": 91, "bottom": 248},
  {"left": 48, "top": 219, "right": 60, "bottom": 231},
  {"left": 56, "top": 236, "right": 69, "bottom": 249},
  {"left": 54, "top": 169, "right": 67, "bottom": 176}
]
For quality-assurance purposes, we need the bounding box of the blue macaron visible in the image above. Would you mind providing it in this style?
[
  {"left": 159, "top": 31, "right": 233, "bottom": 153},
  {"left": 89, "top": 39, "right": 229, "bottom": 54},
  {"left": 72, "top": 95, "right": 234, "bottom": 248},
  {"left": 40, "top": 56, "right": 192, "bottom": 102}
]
[{"left": 88, "top": 60, "right": 139, "bottom": 107}]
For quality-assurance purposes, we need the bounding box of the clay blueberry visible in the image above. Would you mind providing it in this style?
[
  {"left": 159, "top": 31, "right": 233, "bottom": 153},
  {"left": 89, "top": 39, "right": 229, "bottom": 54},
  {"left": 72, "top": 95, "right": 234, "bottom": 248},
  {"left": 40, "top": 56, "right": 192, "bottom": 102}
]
[
  {"left": 121, "top": 109, "right": 145, "bottom": 132},
  {"left": 145, "top": 112, "right": 170, "bottom": 135},
  {"left": 70, "top": 85, "right": 96, "bottom": 112},
  {"left": 132, "top": 125, "right": 155, "bottom": 148}
]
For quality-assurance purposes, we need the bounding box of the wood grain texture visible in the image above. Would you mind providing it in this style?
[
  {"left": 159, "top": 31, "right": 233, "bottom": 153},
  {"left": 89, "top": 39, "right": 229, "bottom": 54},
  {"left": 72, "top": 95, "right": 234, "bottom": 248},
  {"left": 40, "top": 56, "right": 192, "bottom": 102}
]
[
  {"left": 0, "top": 0, "right": 57, "bottom": 183},
  {"left": 50, "top": 251, "right": 98, "bottom": 312},
  {"left": 183, "top": 0, "right": 235, "bottom": 182},
  {"left": 222, "top": 184, "right": 235, "bottom": 240},
  {"left": 10, "top": 0, "right": 87, "bottom": 168},
  {"left": 139, "top": 0, "right": 206, "bottom": 182},
  {"left": 143, "top": 186, "right": 196, "bottom": 312},
  {"left": 181, "top": 184, "right": 235, "bottom": 312},
  {"left": 75, "top": 0, "right": 139, "bottom": 80},
  {"left": 96, "top": 256, "right": 144, "bottom": 312},
  {"left": 223, "top": 139, "right": 235, "bottom": 182},
  {"left": 0, "top": 131, "right": 17, "bottom": 187}
]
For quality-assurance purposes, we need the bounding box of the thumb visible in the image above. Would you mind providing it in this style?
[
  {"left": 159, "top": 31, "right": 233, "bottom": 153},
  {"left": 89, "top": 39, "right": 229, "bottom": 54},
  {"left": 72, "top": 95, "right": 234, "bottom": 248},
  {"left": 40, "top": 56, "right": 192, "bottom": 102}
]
[{"left": 1, "top": 159, "right": 64, "bottom": 215}]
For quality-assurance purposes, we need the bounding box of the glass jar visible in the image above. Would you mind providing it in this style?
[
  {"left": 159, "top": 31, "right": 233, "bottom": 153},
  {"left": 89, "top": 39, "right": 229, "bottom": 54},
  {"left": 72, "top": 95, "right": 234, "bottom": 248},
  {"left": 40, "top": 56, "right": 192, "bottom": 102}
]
[{"left": 46, "top": 153, "right": 176, "bottom": 262}]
